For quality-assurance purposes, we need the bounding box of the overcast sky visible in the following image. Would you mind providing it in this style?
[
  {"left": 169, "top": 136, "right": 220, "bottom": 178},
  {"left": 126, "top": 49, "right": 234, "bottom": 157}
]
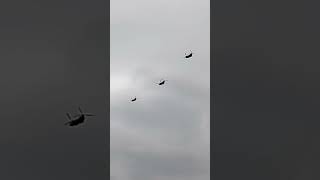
[{"left": 110, "top": 0, "right": 210, "bottom": 180}]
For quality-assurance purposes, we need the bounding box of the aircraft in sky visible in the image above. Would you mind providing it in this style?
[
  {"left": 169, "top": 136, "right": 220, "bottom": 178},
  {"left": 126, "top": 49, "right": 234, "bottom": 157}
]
[
  {"left": 185, "top": 51, "right": 193, "bottom": 59},
  {"left": 156, "top": 79, "right": 168, "bottom": 86},
  {"left": 65, "top": 107, "right": 95, "bottom": 126}
]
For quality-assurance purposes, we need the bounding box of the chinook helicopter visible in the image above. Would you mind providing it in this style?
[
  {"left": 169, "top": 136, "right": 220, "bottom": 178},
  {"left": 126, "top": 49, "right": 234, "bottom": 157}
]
[
  {"left": 156, "top": 79, "right": 168, "bottom": 86},
  {"left": 185, "top": 50, "right": 193, "bottom": 59},
  {"left": 131, "top": 97, "right": 137, "bottom": 102},
  {"left": 65, "top": 107, "right": 95, "bottom": 127}
]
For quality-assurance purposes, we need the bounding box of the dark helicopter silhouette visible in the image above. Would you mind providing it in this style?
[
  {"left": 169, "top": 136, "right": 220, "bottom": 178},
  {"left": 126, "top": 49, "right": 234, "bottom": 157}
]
[
  {"left": 156, "top": 79, "right": 168, "bottom": 86},
  {"left": 65, "top": 107, "right": 95, "bottom": 126},
  {"left": 131, "top": 97, "right": 137, "bottom": 102},
  {"left": 185, "top": 51, "right": 193, "bottom": 59}
]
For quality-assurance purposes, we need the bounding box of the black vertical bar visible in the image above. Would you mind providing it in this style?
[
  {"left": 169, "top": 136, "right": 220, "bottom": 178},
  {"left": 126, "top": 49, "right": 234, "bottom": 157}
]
[
  {"left": 213, "top": 0, "right": 320, "bottom": 179},
  {"left": 0, "top": 0, "right": 110, "bottom": 179},
  {"left": 106, "top": 0, "right": 110, "bottom": 178}
]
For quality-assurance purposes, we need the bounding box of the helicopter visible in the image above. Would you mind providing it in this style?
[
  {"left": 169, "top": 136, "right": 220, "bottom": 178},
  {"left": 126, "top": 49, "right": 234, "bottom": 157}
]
[
  {"left": 185, "top": 50, "right": 193, "bottom": 59},
  {"left": 65, "top": 107, "right": 95, "bottom": 127},
  {"left": 156, "top": 79, "right": 168, "bottom": 86},
  {"left": 131, "top": 97, "right": 137, "bottom": 102}
]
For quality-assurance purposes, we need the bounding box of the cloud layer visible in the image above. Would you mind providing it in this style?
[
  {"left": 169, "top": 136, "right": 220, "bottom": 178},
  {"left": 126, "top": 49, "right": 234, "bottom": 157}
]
[{"left": 111, "top": 0, "right": 210, "bottom": 179}]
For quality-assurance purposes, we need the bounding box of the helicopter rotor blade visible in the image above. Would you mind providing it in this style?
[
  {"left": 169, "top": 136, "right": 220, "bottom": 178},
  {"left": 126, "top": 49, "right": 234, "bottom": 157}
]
[
  {"left": 64, "top": 120, "right": 72, "bottom": 125},
  {"left": 66, "top": 113, "right": 72, "bottom": 120},
  {"left": 78, "top": 107, "right": 83, "bottom": 114},
  {"left": 73, "top": 114, "right": 81, "bottom": 118}
]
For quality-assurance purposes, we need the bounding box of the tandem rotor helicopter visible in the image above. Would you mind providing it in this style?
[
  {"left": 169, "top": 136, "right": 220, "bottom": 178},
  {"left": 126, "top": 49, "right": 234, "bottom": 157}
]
[
  {"left": 185, "top": 50, "right": 193, "bottom": 59},
  {"left": 156, "top": 79, "right": 168, "bottom": 86},
  {"left": 65, "top": 107, "right": 95, "bottom": 127}
]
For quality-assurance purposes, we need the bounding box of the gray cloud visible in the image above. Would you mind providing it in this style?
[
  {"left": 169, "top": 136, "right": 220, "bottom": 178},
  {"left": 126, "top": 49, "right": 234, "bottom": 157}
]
[{"left": 111, "top": 0, "right": 210, "bottom": 179}]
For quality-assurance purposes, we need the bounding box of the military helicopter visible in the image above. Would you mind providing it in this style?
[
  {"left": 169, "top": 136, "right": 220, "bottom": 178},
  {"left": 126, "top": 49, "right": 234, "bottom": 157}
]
[
  {"left": 185, "top": 50, "right": 193, "bottom": 59},
  {"left": 156, "top": 79, "right": 168, "bottom": 86},
  {"left": 65, "top": 107, "right": 95, "bottom": 126},
  {"left": 131, "top": 97, "right": 137, "bottom": 102}
]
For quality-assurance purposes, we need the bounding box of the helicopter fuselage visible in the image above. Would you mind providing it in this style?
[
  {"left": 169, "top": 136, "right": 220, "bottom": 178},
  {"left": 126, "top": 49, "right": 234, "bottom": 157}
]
[
  {"left": 67, "top": 115, "right": 85, "bottom": 126},
  {"left": 185, "top": 54, "right": 192, "bottom": 58}
]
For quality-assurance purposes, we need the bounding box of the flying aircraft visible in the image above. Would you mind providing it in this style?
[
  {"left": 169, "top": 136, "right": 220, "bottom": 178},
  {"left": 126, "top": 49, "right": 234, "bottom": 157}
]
[
  {"left": 131, "top": 97, "right": 137, "bottom": 102},
  {"left": 185, "top": 51, "right": 193, "bottom": 59},
  {"left": 65, "top": 107, "right": 95, "bottom": 126},
  {"left": 156, "top": 79, "right": 167, "bottom": 85}
]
